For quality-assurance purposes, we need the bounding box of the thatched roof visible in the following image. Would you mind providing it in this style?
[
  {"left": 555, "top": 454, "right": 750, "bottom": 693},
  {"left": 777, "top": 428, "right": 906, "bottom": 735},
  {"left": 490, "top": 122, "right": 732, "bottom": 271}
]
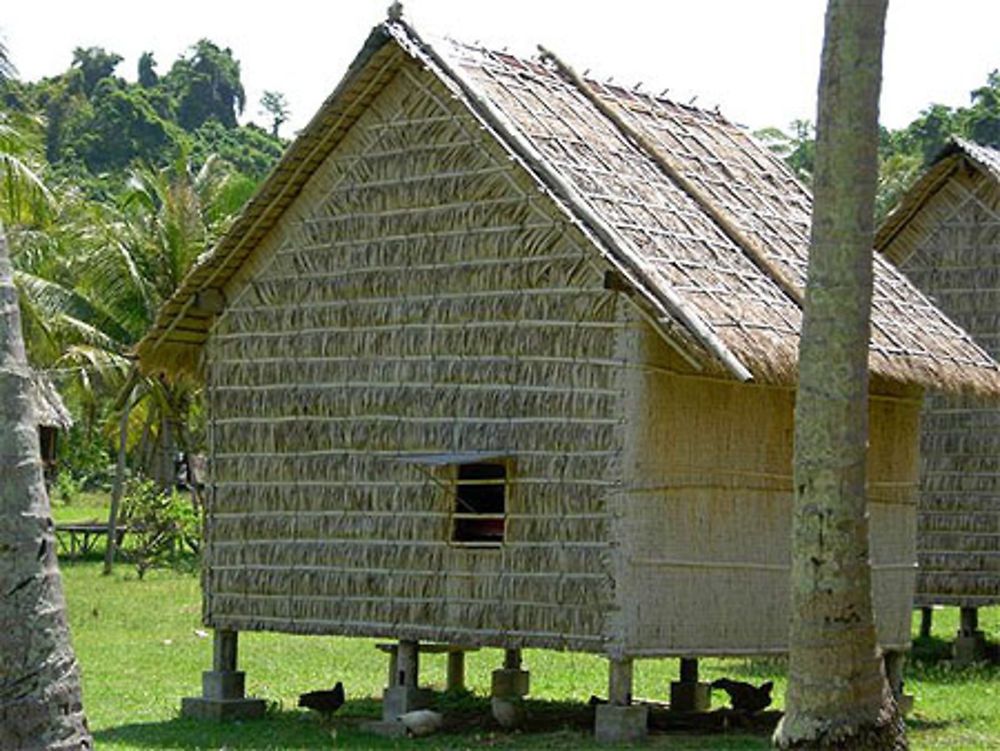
[
  {"left": 136, "top": 17, "right": 1000, "bottom": 396},
  {"left": 29, "top": 370, "right": 72, "bottom": 429},
  {"left": 877, "top": 137, "right": 1000, "bottom": 257}
]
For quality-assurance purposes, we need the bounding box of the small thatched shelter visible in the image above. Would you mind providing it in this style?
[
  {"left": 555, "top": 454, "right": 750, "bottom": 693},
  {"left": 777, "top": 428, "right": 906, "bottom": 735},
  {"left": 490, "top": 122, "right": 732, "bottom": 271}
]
[
  {"left": 29, "top": 370, "right": 72, "bottom": 480},
  {"left": 877, "top": 138, "right": 1000, "bottom": 659},
  {"left": 138, "top": 15, "right": 1000, "bottom": 737}
]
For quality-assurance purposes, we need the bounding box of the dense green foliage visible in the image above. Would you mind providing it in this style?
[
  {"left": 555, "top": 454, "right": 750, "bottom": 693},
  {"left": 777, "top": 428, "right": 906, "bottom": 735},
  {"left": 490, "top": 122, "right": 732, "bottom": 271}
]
[
  {"left": 3, "top": 38, "right": 284, "bottom": 188},
  {"left": 120, "top": 478, "right": 199, "bottom": 579},
  {"left": 0, "top": 36, "right": 286, "bottom": 498}
]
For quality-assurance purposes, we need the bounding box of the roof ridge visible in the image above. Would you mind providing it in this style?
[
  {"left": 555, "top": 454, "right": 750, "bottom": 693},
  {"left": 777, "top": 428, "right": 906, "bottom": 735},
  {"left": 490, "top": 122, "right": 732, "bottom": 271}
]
[{"left": 537, "top": 46, "right": 806, "bottom": 311}]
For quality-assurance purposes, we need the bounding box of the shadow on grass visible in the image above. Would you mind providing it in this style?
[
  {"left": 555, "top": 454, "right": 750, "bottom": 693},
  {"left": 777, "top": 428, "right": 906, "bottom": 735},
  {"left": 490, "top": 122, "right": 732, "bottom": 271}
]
[
  {"left": 910, "top": 635, "right": 954, "bottom": 665},
  {"left": 93, "top": 697, "right": 773, "bottom": 749},
  {"left": 91, "top": 697, "right": 591, "bottom": 750},
  {"left": 908, "top": 635, "right": 1000, "bottom": 685},
  {"left": 906, "top": 715, "right": 954, "bottom": 732},
  {"left": 93, "top": 709, "right": 391, "bottom": 750},
  {"left": 57, "top": 549, "right": 201, "bottom": 577}
]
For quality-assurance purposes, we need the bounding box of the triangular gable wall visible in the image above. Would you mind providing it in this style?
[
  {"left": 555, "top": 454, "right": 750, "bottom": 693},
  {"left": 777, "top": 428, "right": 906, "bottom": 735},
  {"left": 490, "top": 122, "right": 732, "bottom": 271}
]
[
  {"left": 203, "top": 56, "right": 629, "bottom": 648},
  {"left": 878, "top": 150, "right": 1000, "bottom": 607}
]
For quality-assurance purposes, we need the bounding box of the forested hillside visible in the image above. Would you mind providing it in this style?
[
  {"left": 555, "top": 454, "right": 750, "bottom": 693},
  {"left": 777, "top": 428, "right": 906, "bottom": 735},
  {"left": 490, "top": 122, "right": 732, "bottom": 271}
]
[
  {"left": 756, "top": 68, "right": 1000, "bottom": 219},
  {"left": 0, "top": 37, "right": 286, "bottom": 496},
  {"left": 2, "top": 33, "right": 999, "bottom": 511}
]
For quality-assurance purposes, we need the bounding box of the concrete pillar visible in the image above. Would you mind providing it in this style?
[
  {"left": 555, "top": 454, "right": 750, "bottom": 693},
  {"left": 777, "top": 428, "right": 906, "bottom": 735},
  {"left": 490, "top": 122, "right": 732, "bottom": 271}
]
[
  {"left": 396, "top": 639, "right": 418, "bottom": 688},
  {"left": 386, "top": 647, "right": 398, "bottom": 688},
  {"left": 492, "top": 648, "right": 529, "bottom": 698},
  {"left": 595, "top": 657, "right": 647, "bottom": 744},
  {"left": 919, "top": 606, "right": 933, "bottom": 639},
  {"left": 214, "top": 629, "right": 238, "bottom": 672},
  {"left": 670, "top": 657, "right": 710, "bottom": 712},
  {"left": 381, "top": 639, "right": 431, "bottom": 722},
  {"left": 180, "top": 629, "right": 266, "bottom": 720},
  {"left": 954, "top": 606, "right": 988, "bottom": 665},
  {"left": 608, "top": 658, "right": 633, "bottom": 706}
]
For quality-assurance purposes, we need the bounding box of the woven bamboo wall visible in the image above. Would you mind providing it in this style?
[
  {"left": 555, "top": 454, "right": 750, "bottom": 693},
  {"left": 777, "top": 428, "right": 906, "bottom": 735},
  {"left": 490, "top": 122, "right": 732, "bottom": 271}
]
[
  {"left": 201, "top": 60, "right": 625, "bottom": 651},
  {"left": 615, "top": 318, "right": 919, "bottom": 655},
  {"left": 881, "top": 166, "right": 1000, "bottom": 606}
]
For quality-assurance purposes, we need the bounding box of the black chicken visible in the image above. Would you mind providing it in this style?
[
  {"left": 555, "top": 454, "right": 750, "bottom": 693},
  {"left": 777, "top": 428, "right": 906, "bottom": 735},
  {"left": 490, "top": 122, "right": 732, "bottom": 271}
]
[
  {"left": 298, "top": 681, "right": 345, "bottom": 716},
  {"left": 710, "top": 678, "right": 773, "bottom": 713}
]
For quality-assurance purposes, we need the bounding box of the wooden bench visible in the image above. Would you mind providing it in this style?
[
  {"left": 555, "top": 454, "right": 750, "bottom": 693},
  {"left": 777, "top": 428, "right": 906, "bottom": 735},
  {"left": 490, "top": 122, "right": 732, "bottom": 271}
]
[
  {"left": 54, "top": 523, "right": 127, "bottom": 556},
  {"left": 375, "top": 642, "right": 479, "bottom": 692}
]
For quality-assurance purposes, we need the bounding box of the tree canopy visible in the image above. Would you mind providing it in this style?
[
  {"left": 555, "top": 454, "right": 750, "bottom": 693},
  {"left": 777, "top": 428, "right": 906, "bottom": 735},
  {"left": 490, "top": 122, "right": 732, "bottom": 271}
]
[
  {"left": 760, "top": 67, "right": 1000, "bottom": 220},
  {"left": 5, "top": 36, "right": 283, "bottom": 191},
  {"left": 166, "top": 39, "right": 246, "bottom": 131}
]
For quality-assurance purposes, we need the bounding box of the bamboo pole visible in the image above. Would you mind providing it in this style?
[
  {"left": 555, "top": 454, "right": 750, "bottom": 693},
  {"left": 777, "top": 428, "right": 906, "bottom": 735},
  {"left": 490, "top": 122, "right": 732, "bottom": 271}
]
[{"left": 104, "top": 373, "right": 138, "bottom": 575}]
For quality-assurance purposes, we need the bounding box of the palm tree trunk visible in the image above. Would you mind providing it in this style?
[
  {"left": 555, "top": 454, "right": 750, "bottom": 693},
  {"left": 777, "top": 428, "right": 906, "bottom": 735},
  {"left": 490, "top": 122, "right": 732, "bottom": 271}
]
[
  {"left": 774, "top": 1, "right": 905, "bottom": 749},
  {"left": 104, "top": 374, "right": 137, "bottom": 575},
  {"left": 0, "top": 227, "right": 92, "bottom": 749}
]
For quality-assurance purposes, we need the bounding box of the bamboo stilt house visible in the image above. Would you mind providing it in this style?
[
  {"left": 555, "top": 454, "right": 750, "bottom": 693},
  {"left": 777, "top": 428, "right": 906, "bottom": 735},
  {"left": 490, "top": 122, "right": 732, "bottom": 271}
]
[
  {"left": 878, "top": 138, "right": 1000, "bottom": 612},
  {"left": 137, "top": 18, "right": 1000, "bottom": 676}
]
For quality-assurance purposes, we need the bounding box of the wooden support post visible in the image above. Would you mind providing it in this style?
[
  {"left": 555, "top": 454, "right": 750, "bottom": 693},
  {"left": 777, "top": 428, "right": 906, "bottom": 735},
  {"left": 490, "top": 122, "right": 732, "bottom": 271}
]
[
  {"left": 955, "top": 606, "right": 988, "bottom": 665},
  {"left": 386, "top": 647, "right": 399, "bottom": 688},
  {"left": 213, "top": 629, "right": 238, "bottom": 673},
  {"left": 608, "top": 658, "right": 633, "bottom": 706},
  {"left": 671, "top": 657, "right": 710, "bottom": 712},
  {"left": 960, "top": 606, "right": 978, "bottom": 636},
  {"left": 104, "top": 385, "right": 133, "bottom": 575},
  {"left": 919, "top": 606, "right": 933, "bottom": 639},
  {"left": 397, "top": 639, "right": 418, "bottom": 688},
  {"left": 504, "top": 648, "right": 522, "bottom": 670},
  {"left": 679, "top": 657, "right": 698, "bottom": 684},
  {"left": 447, "top": 651, "right": 465, "bottom": 692}
]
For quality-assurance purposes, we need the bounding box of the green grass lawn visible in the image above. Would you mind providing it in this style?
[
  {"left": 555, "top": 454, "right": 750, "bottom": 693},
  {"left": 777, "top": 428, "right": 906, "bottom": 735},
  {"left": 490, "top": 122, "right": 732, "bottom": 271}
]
[
  {"left": 52, "top": 490, "right": 115, "bottom": 525},
  {"left": 51, "top": 497, "right": 1000, "bottom": 749}
]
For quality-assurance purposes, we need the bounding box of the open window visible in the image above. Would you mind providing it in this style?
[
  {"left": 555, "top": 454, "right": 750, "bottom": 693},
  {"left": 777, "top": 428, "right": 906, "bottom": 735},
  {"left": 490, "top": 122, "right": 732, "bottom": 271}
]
[
  {"left": 391, "top": 452, "right": 509, "bottom": 548},
  {"left": 452, "top": 462, "right": 506, "bottom": 547}
]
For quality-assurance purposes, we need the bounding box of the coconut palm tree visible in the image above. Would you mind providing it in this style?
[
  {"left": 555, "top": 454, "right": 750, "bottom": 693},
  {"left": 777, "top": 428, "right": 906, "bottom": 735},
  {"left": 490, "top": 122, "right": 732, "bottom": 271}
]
[
  {"left": 774, "top": 1, "right": 905, "bottom": 748},
  {"left": 84, "top": 153, "right": 252, "bottom": 480},
  {"left": 0, "top": 226, "right": 92, "bottom": 749},
  {"left": 0, "top": 34, "right": 15, "bottom": 85},
  {"left": 17, "top": 152, "right": 252, "bottom": 468}
]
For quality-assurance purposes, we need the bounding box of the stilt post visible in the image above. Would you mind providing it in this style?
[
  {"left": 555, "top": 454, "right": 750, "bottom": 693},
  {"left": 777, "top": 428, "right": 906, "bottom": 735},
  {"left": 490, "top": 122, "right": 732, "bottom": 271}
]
[
  {"left": 492, "top": 647, "right": 529, "bottom": 699},
  {"left": 954, "top": 606, "right": 988, "bottom": 665},
  {"left": 670, "top": 656, "right": 710, "bottom": 712},
  {"left": 918, "top": 606, "right": 933, "bottom": 639},
  {"left": 180, "top": 628, "right": 265, "bottom": 720},
  {"left": 595, "top": 657, "right": 647, "bottom": 743}
]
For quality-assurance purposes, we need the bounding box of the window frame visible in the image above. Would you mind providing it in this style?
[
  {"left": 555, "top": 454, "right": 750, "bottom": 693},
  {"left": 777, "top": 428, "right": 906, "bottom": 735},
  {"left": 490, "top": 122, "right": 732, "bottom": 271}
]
[{"left": 448, "top": 460, "right": 510, "bottom": 549}]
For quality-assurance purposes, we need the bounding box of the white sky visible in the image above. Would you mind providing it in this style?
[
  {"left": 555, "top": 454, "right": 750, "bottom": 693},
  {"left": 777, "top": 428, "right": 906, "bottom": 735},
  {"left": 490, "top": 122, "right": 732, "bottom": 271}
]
[{"left": 4, "top": 1, "right": 999, "bottom": 138}]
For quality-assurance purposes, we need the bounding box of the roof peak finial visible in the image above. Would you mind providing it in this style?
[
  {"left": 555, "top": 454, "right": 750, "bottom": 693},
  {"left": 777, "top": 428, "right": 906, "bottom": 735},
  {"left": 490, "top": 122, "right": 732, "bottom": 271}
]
[{"left": 388, "top": 1, "right": 404, "bottom": 21}]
